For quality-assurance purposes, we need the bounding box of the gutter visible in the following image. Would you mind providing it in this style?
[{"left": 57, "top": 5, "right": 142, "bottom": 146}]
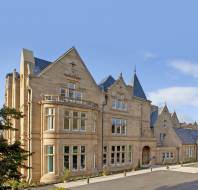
[{"left": 101, "top": 93, "right": 108, "bottom": 169}]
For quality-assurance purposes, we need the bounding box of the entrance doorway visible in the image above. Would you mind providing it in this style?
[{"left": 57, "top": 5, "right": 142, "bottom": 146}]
[{"left": 142, "top": 146, "right": 150, "bottom": 165}]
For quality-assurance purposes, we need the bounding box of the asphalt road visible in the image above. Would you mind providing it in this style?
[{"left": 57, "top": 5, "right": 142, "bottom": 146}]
[{"left": 70, "top": 171, "right": 198, "bottom": 190}]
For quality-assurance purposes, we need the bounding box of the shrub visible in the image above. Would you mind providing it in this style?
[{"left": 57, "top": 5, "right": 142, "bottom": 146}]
[
  {"left": 102, "top": 168, "right": 109, "bottom": 176},
  {"left": 5, "top": 180, "right": 28, "bottom": 189},
  {"left": 61, "top": 169, "right": 71, "bottom": 182},
  {"left": 52, "top": 187, "right": 67, "bottom": 190}
]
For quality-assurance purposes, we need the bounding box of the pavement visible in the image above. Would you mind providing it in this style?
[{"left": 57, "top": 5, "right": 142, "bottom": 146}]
[{"left": 30, "top": 163, "right": 198, "bottom": 190}]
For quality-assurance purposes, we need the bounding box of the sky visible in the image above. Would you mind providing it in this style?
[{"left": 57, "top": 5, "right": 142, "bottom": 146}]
[{"left": 0, "top": 0, "right": 198, "bottom": 123}]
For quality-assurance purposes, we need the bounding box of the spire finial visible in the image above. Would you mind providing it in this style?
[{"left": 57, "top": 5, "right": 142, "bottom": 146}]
[
  {"left": 134, "top": 65, "right": 136, "bottom": 74},
  {"left": 119, "top": 72, "right": 123, "bottom": 81}
]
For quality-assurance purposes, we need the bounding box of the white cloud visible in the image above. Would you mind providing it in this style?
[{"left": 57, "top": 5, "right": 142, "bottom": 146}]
[
  {"left": 148, "top": 87, "right": 198, "bottom": 107},
  {"left": 143, "top": 52, "right": 157, "bottom": 61},
  {"left": 177, "top": 113, "right": 194, "bottom": 123},
  {"left": 168, "top": 59, "right": 198, "bottom": 78},
  {"left": 148, "top": 87, "right": 198, "bottom": 123}
]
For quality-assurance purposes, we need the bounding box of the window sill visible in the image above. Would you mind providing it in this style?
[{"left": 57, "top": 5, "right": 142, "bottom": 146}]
[
  {"left": 63, "top": 130, "right": 87, "bottom": 133},
  {"left": 44, "top": 129, "right": 55, "bottom": 133},
  {"left": 111, "top": 108, "right": 128, "bottom": 113},
  {"left": 112, "top": 134, "right": 127, "bottom": 136}
]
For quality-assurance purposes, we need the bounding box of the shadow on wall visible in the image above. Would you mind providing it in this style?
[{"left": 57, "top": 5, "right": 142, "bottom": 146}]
[{"left": 155, "top": 180, "right": 198, "bottom": 190}]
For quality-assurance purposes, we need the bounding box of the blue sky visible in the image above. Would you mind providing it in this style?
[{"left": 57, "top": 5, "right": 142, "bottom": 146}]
[{"left": 1, "top": 0, "right": 198, "bottom": 122}]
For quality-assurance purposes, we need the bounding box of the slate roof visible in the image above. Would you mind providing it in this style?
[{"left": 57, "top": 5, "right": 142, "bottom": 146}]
[
  {"left": 6, "top": 72, "right": 20, "bottom": 78},
  {"left": 98, "top": 75, "right": 115, "bottom": 91},
  {"left": 33, "top": 57, "right": 52, "bottom": 75},
  {"left": 150, "top": 110, "right": 158, "bottom": 128},
  {"left": 6, "top": 73, "right": 13, "bottom": 78},
  {"left": 133, "top": 73, "right": 147, "bottom": 100},
  {"left": 174, "top": 128, "right": 198, "bottom": 144}
]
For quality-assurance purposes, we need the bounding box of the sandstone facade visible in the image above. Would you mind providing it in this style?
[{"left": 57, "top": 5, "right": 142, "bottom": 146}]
[{"left": 4, "top": 47, "right": 198, "bottom": 184}]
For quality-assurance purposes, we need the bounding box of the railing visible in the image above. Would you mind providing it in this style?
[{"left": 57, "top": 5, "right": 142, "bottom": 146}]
[{"left": 42, "top": 95, "right": 98, "bottom": 109}]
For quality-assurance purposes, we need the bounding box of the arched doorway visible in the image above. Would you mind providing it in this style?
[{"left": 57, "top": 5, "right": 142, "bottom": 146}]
[{"left": 142, "top": 146, "right": 150, "bottom": 165}]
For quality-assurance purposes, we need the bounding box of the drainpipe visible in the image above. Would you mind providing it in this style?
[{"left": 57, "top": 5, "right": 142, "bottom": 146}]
[
  {"left": 196, "top": 141, "right": 198, "bottom": 161},
  {"left": 177, "top": 147, "right": 179, "bottom": 163},
  {"left": 101, "top": 93, "right": 108, "bottom": 169},
  {"left": 27, "top": 88, "right": 32, "bottom": 183},
  {"left": 140, "top": 103, "right": 143, "bottom": 137}
]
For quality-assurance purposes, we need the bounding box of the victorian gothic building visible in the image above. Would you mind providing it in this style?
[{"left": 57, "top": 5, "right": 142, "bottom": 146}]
[{"left": 4, "top": 47, "right": 198, "bottom": 183}]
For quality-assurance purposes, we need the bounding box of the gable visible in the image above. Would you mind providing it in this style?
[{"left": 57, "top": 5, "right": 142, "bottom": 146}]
[
  {"left": 38, "top": 47, "right": 101, "bottom": 92},
  {"left": 171, "top": 112, "right": 180, "bottom": 127},
  {"left": 157, "top": 106, "right": 174, "bottom": 128},
  {"left": 108, "top": 77, "right": 131, "bottom": 99}
]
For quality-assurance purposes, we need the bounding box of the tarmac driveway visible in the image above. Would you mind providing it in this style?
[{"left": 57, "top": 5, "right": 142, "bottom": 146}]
[{"left": 70, "top": 170, "right": 198, "bottom": 190}]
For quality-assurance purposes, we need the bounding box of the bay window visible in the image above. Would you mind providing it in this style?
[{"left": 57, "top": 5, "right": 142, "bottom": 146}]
[
  {"left": 80, "top": 146, "right": 86, "bottom": 169},
  {"left": 64, "top": 111, "right": 70, "bottom": 130},
  {"left": 63, "top": 110, "right": 87, "bottom": 132},
  {"left": 63, "top": 145, "right": 86, "bottom": 171},
  {"left": 72, "top": 112, "right": 78, "bottom": 131},
  {"left": 63, "top": 146, "right": 70, "bottom": 170},
  {"left": 47, "top": 146, "right": 54, "bottom": 173},
  {"left": 103, "top": 146, "right": 108, "bottom": 165},
  {"left": 80, "top": 113, "right": 86, "bottom": 131},
  {"left": 72, "top": 146, "right": 78, "bottom": 170},
  {"left": 46, "top": 108, "right": 55, "bottom": 130},
  {"left": 110, "top": 145, "right": 131, "bottom": 165}
]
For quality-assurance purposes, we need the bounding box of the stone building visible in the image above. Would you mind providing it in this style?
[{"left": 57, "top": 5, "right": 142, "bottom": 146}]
[
  {"left": 5, "top": 47, "right": 198, "bottom": 184},
  {"left": 154, "top": 104, "right": 198, "bottom": 164},
  {"left": 4, "top": 47, "right": 156, "bottom": 183}
]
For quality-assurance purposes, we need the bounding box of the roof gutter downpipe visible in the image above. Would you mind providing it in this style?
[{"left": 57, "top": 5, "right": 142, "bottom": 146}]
[
  {"left": 27, "top": 88, "right": 32, "bottom": 183},
  {"left": 101, "top": 91, "right": 108, "bottom": 170}
]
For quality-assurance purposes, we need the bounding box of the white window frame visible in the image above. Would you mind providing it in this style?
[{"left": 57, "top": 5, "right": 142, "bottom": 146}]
[
  {"left": 63, "top": 146, "right": 70, "bottom": 171},
  {"left": 72, "top": 112, "right": 79, "bottom": 131},
  {"left": 163, "top": 152, "right": 174, "bottom": 160},
  {"left": 63, "top": 110, "right": 70, "bottom": 131},
  {"left": 46, "top": 108, "right": 55, "bottom": 131},
  {"left": 72, "top": 146, "right": 78, "bottom": 171},
  {"left": 112, "top": 118, "right": 127, "bottom": 135},
  {"left": 128, "top": 145, "right": 132, "bottom": 163},
  {"left": 93, "top": 114, "right": 97, "bottom": 133},
  {"left": 103, "top": 146, "right": 108, "bottom": 166},
  {"left": 46, "top": 145, "right": 55, "bottom": 173},
  {"left": 187, "top": 147, "right": 193, "bottom": 158},
  {"left": 63, "top": 111, "right": 87, "bottom": 132},
  {"left": 112, "top": 98, "right": 127, "bottom": 111},
  {"left": 160, "top": 133, "right": 165, "bottom": 142},
  {"left": 110, "top": 145, "right": 131, "bottom": 166},
  {"left": 80, "top": 146, "right": 86, "bottom": 170},
  {"left": 80, "top": 113, "right": 86, "bottom": 132},
  {"left": 111, "top": 145, "right": 116, "bottom": 165}
]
